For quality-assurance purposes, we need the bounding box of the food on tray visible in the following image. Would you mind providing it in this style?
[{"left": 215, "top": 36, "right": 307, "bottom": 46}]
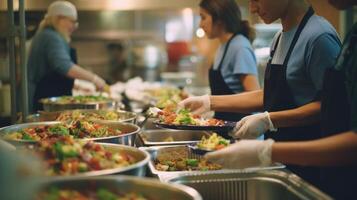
[
  {"left": 144, "top": 87, "right": 188, "bottom": 108},
  {"left": 196, "top": 133, "right": 230, "bottom": 150},
  {"left": 56, "top": 110, "right": 124, "bottom": 122},
  {"left": 38, "top": 187, "right": 148, "bottom": 200},
  {"left": 154, "top": 146, "right": 221, "bottom": 171},
  {"left": 41, "top": 95, "right": 111, "bottom": 104},
  {"left": 3, "top": 120, "right": 122, "bottom": 141},
  {"left": 29, "top": 137, "right": 136, "bottom": 176},
  {"left": 157, "top": 107, "right": 224, "bottom": 126}
]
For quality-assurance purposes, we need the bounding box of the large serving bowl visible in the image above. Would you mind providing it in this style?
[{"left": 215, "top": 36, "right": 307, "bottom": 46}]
[
  {"left": 37, "top": 176, "right": 202, "bottom": 200},
  {"left": 39, "top": 96, "right": 120, "bottom": 112},
  {"left": 0, "top": 121, "right": 140, "bottom": 146},
  {"left": 26, "top": 109, "right": 137, "bottom": 124}
]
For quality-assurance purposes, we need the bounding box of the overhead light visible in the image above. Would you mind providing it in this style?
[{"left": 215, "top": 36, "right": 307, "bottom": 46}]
[{"left": 196, "top": 28, "right": 205, "bottom": 38}]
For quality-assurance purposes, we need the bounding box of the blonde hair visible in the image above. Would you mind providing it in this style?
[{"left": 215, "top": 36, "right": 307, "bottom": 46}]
[{"left": 37, "top": 15, "right": 71, "bottom": 43}]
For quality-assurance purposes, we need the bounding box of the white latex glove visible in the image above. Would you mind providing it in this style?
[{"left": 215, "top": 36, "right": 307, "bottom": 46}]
[
  {"left": 204, "top": 139, "right": 275, "bottom": 169},
  {"left": 92, "top": 75, "right": 107, "bottom": 91},
  {"left": 230, "top": 111, "right": 277, "bottom": 139},
  {"left": 177, "top": 94, "right": 210, "bottom": 115}
]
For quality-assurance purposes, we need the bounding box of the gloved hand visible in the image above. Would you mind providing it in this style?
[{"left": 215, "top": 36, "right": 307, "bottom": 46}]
[
  {"left": 177, "top": 94, "right": 211, "bottom": 115},
  {"left": 92, "top": 75, "right": 107, "bottom": 91},
  {"left": 230, "top": 112, "right": 277, "bottom": 139},
  {"left": 204, "top": 139, "right": 275, "bottom": 169}
]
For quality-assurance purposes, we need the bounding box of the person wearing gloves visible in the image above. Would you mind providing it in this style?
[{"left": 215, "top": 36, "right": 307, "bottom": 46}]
[
  {"left": 179, "top": 0, "right": 341, "bottom": 186},
  {"left": 204, "top": 1, "right": 357, "bottom": 199},
  {"left": 198, "top": 0, "right": 260, "bottom": 121},
  {"left": 27, "top": 0, "right": 108, "bottom": 113}
]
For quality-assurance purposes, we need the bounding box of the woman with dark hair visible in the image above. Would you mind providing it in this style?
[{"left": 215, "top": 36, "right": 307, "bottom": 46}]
[{"left": 197, "top": 0, "right": 260, "bottom": 121}]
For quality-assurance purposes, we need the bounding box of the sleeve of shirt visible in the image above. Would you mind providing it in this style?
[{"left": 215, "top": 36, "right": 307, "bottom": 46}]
[
  {"left": 305, "top": 33, "right": 341, "bottom": 91},
  {"left": 232, "top": 47, "right": 258, "bottom": 75},
  {"left": 45, "top": 33, "right": 74, "bottom": 75}
]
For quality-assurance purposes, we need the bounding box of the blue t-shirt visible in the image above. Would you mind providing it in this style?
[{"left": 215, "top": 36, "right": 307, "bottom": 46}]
[
  {"left": 271, "top": 15, "right": 341, "bottom": 106},
  {"left": 213, "top": 34, "right": 258, "bottom": 93},
  {"left": 27, "top": 27, "right": 74, "bottom": 111}
]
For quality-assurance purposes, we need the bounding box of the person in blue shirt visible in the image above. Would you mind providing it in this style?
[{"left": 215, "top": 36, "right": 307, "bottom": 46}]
[
  {"left": 198, "top": 0, "right": 260, "bottom": 122},
  {"left": 27, "top": 1, "right": 107, "bottom": 113},
  {"left": 180, "top": 0, "right": 341, "bottom": 186}
]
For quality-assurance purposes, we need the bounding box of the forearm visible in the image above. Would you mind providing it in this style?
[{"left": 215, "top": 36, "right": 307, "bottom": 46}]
[
  {"left": 67, "top": 64, "right": 96, "bottom": 83},
  {"left": 210, "top": 90, "right": 264, "bottom": 113},
  {"left": 269, "top": 101, "right": 321, "bottom": 128},
  {"left": 272, "top": 131, "right": 357, "bottom": 166}
]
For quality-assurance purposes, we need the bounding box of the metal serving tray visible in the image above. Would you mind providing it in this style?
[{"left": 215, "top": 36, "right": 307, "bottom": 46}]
[
  {"left": 38, "top": 176, "right": 202, "bottom": 200},
  {"left": 167, "top": 170, "right": 332, "bottom": 200},
  {"left": 139, "top": 130, "right": 212, "bottom": 146},
  {"left": 139, "top": 146, "right": 285, "bottom": 182}
]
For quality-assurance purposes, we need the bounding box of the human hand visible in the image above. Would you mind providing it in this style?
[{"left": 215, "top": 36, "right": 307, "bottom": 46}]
[
  {"left": 204, "top": 139, "right": 274, "bottom": 169},
  {"left": 92, "top": 75, "right": 107, "bottom": 91},
  {"left": 229, "top": 112, "right": 277, "bottom": 139},
  {"left": 177, "top": 94, "right": 211, "bottom": 115}
]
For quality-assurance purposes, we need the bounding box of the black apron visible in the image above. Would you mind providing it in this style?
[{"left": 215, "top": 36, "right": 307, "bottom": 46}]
[
  {"left": 209, "top": 34, "right": 249, "bottom": 122},
  {"left": 263, "top": 7, "right": 321, "bottom": 186},
  {"left": 33, "top": 47, "right": 77, "bottom": 111},
  {"left": 319, "top": 24, "right": 357, "bottom": 200}
]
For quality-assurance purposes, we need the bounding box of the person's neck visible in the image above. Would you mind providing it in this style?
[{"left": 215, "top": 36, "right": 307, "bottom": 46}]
[
  {"left": 218, "top": 32, "right": 234, "bottom": 44},
  {"left": 281, "top": 1, "right": 310, "bottom": 32}
]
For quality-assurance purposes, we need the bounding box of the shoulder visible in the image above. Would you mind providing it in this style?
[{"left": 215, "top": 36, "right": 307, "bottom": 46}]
[
  {"left": 303, "top": 15, "right": 340, "bottom": 45},
  {"left": 229, "top": 34, "right": 254, "bottom": 53},
  {"left": 35, "top": 28, "right": 65, "bottom": 44}
]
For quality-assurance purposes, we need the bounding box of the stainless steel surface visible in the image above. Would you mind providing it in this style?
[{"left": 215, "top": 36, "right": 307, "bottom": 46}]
[
  {"left": 139, "top": 130, "right": 211, "bottom": 146},
  {"left": 26, "top": 109, "right": 137, "bottom": 124},
  {"left": 39, "top": 175, "right": 202, "bottom": 200},
  {"left": 0, "top": 121, "right": 140, "bottom": 146},
  {"left": 167, "top": 170, "right": 333, "bottom": 200},
  {"left": 19, "top": 0, "right": 28, "bottom": 122},
  {"left": 7, "top": 0, "right": 17, "bottom": 123},
  {"left": 39, "top": 97, "right": 120, "bottom": 112},
  {"left": 139, "top": 146, "right": 285, "bottom": 182}
]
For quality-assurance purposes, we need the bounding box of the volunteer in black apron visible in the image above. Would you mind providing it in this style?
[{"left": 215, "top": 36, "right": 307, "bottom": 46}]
[
  {"left": 27, "top": 1, "right": 107, "bottom": 113},
  {"left": 185, "top": 0, "right": 260, "bottom": 122}
]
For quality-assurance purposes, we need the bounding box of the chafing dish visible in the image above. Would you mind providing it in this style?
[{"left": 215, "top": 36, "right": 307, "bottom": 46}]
[
  {"left": 167, "top": 170, "right": 332, "bottom": 200},
  {"left": 26, "top": 109, "right": 137, "bottom": 124},
  {"left": 39, "top": 96, "right": 120, "bottom": 112},
  {"left": 139, "top": 145, "right": 285, "bottom": 182},
  {"left": 139, "top": 130, "right": 211, "bottom": 146},
  {"left": 0, "top": 121, "right": 140, "bottom": 146},
  {"left": 37, "top": 176, "right": 202, "bottom": 200}
]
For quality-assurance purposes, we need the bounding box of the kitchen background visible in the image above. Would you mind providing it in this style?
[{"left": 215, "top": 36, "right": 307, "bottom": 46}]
[{"left": 0, "top": 0, "right": 355, "bottom": 119}]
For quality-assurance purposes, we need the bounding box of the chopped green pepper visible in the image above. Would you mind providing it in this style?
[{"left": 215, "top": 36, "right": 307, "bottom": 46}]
[{"left": 186, "top": 159, "right": 199, "bottom": 167}]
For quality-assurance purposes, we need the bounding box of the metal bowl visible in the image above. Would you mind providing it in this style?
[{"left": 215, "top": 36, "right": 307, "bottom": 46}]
[
  {"left": 39, "top": 96, "right": 120, "bottom": 112},
  {"left": 0, "top": 121, "right": 140, "bottom": 146},
  {"left": 37, "top": 176, "right": 202, "bottom": 200},
  {"left": 26, "top": 109, "right": 137, "bottom": 124}
]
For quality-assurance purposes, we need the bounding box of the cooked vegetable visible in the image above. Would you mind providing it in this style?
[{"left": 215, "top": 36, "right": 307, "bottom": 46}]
[
  {"left": 42, "top": 95, "right": 111, "bottom": 104},
  {"left": 56, "top": 110, "right": 124, "bottom": 123},
  {"left": 197, "top": 133, "right": 231, "bottom": 150},
  {"left": 144, "top": 88, "right": 188, "bottom": 108}
]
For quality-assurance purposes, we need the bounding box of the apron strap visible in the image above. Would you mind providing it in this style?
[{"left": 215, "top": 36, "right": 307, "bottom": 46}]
[
  {"left": 216, "top": 33, "right": 238, "bottom": 70},
  {"left": 282, "top": 6, "right": 315, "bottom": 66}
]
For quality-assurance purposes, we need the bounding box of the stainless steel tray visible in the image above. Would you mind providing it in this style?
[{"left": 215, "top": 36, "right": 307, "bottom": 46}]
[
  {"left": 139, "top": 146, "right": 285, "bottom": 182},
  {"left": 167, "top": 170, "right": 332, "bottom": 200},
  {"left": 27, "top": 109, "right": 137, "bottom": 124},
  {"left": 0, "top": 121, "right": 140, "bottom": 146},
  {"left": 38, "top": 175, "right": 202, "bottom": 200},
  {"left": 39, "top": 96, "right": 120, "bottom": 112},
  {"left": 139, "top": 130, "right": 212, "bottom": 146}
]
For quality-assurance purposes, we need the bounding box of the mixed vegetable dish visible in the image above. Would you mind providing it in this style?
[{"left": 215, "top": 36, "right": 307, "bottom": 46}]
[
  {"left": 196, "top": 133, "right": 231, "bottom": 151},
  {"left": 56, "top": 110, "right": 125, "bottom": 123},
  {"left": 144, "top": 88, "right": 188, "bottom": 108},
  {"left": 3, "top": 120, "right": 123, "bottom": 141},
  {"left": 42, "top": 95, "right": 112, "bottom": 104},
  {"left": 29, "top": 137, "right": 137, "bottom": 176},
  {"left": 38, "top": 187, "right": 148, "bottom": 200}
]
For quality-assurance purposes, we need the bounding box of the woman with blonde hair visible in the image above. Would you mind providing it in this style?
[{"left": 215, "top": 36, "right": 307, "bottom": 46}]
[{"left": 27, "top": 1, "right": 107, "bottom": 112}]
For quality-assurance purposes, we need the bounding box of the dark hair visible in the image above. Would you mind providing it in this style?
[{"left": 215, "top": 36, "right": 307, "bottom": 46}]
[{"left": 199, "top": 0, "right": 255, "bottom": 41}]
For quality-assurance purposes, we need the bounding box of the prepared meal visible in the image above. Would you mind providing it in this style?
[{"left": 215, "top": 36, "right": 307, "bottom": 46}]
[
  {"left": 29, "top": 137, "right": 136, "bottom": 176},
  {"left": 42, "top": 95, "right": 111, "bottom": 104},
  {"left": 154, "top": 147, "right": 221, "bottom": 171},
  {"left": 157, "top": 107, "right": 224, "bottom": 126},
  {"left": 144, "top": 88, "right": 188, "bottom": 108},
  {"left": 196, "top": 133, "right": 230, "bottom": 150},
  {"left": 3, "top": 120, "right": 122, "bottom": 141},
  {"left": 38, "top": 187, "right": 148, "bottom": 200},
  {"left": 56, "top": 110, "right": 123, "bottom": 122}
]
